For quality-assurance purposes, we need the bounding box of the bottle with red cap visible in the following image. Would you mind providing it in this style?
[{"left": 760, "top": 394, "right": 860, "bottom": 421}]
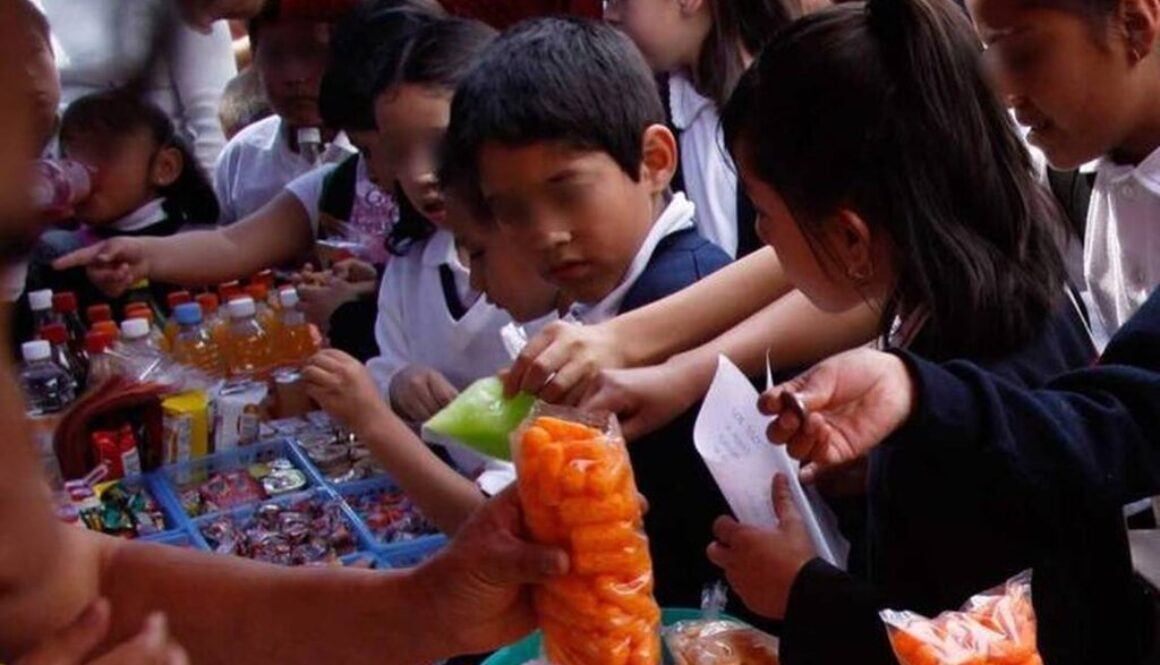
[
  {"left": 219, "top": 281, "right": 243, "bottom": 303},
  {"left": 125, "top": 279, "right": 167, "bottom": 327},
  {"left": 91, "top": 320, "right": 119, "bottom": 339},
  {"left": 86, "top": 303, "right": 113, "bottom": 327},
  {"left": 85, "top": 331, "right": 119, "bottom": 388},
  {"left": 52, "top": 292, "right": 87, "bottom": 353},
  {"left": 197, "top": 293, "right": 231, "bottom": 349},
  {"left": 38, "top": 323, "right": 83, "bottom": 392},
  {"left": 246, "top": 283, "right": 279, "bottom": 335},
  {"left": 125, "top": 307, "right": 168, "bottom": 352}
]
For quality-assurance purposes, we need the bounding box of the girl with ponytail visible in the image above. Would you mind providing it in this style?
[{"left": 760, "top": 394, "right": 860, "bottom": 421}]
[{"left": 708, "top": 0, "right": 1154, "bottom": 662}]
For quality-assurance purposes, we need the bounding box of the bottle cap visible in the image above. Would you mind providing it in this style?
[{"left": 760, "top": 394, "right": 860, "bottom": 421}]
[
  {"left": 174, "top": 302, "right": 204, "bottom": 326},
  {"left": 92, "top": 321, "right": 119, "bottom": 337},
  {"left": 167, "top": 291, "right": 193, "bottom": 311},
  {"left": 87, "top": 304, "right": 113, "bottom": 323},
  {"left": 126, "top": 309, "right": 154, "bottom": 325},
  {"left": 246, "top": 284, "right": 268, "bottom": 302},
  {"left": 84, "top": 331, "right": 113, "bottom": 354},
  {"left": 297, "top": 127, "right": 322, "bottom": 145},
  {"left": 40, "top": 323, "right": 69, "bottom": 345},
  {"left": 229, "top": 297, "right": 257, "bottom": 320},
  {"left": 278, "top": 287, "right": 300, "bottom": 308},
  {"left": 121, "top": 318, "right": 151, "bottom": 340},
  {"left": 52, "top": 292, "right": 78, "bottom": 313},
  {"left": 28, "top": 289, "right": 53, "bottom": 311},
  {"left": 219, "top": 281, "right": 242, "bottom": 302},
  {"left": 253, "top": 269, "right": 275, "bottom": 288},
  {"left": 196, "top": 293, "right": 220, "bottom": 314},
  {"left": 22, "top": 340, "right": 51, "bottom": 362}
]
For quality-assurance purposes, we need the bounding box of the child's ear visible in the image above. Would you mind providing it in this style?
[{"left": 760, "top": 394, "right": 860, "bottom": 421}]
[
  {"left": 640, "top": 124, "right": 679, "bottom": 195},
  {"left": 1121, "top": 0, "right": 1160, "bottom": 63},
  {"left": 679, "top": 0, "right": 708, "bottom": 16},
  {"left": 821, "top": 209, "right": 878, "bottom": 287},
  {"left": 149, "top": 145, "right": 183, "bottom": 189}
]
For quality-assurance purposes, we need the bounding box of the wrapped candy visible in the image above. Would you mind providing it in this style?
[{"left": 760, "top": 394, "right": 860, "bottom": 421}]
[
  {"left": 883, "top": 571, "right": 1041, "bottom": 665},
  {"left": 350, "top": 488, "right": 438, "bottom": 544},
  {"left": 178, "top": 457, "right": 307, "bottom": 516},
  {"left": 514, "top": 405, "right": 661, "bottom": 665},
  {"left": 198, "top": 496, "right": 358, "bottom": 566}
]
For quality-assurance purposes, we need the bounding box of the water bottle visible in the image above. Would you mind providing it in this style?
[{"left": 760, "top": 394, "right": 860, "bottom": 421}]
[
  {"left": 246, "top": 283, "right": 279, "bottom": 337},
  {"left": 31, "top": 159, "right": 93, "bottom": 212},
  {"left": 276, "top": 287, "right": 318, "bottom": 368},
  {"left": 225, "top": 297, "right": 272, "bottom": 380},
  {"left": 171, "top": 302, "right": 227, "bottom": 378},
  {"left": 28, "top": 289, "right": 58, "bottom": 331},
  {"left": 20, "top": 340, "right": 76, "bottom": 416},
  {"left": 39, "top": 323, "right": 84, "bottom": 392},
  {"left": 52, "top": 291, "right": 87, "bottom": 354},
  {"left": 120, "top": 317, "right": 159, "bottom": 355},
  {"left": 125, "top": 279, "right": 167, "bottom": 327},
  {"left": 298, "top": 127, "right": 324, "bottom": 166},
  {"left": 197, "top": 293, "right": 231, "bottom": 350}
]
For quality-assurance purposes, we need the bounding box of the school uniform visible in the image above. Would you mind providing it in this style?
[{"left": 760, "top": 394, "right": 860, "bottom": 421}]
[
  {"left": 661, "top": 73, "right": 761, "bottom": 259},
  {"left": 213, "top": 115, "right": 355, "bottom": 225},
  {"left": 571, "top": 192, "right": 734, "bottom": 608},
  {"left": 779, "top": 300, "right": 1157, "bottom": 665}
]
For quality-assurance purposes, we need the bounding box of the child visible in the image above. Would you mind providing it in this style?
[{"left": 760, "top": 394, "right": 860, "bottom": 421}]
[
  {"left": 218, "top": 66, "right": 273, "bottom": 140},
  {"left": 707, "top": 1, "right": 1152, "bottom": 663},
  {"left": 975, "top": 0, "right": 1160, "bottom": 355},
  {"left": 605, "top": 0, "right": 801, "bottom": 258},
  {"left": 28, "top": 91, "right": 219, "bottom": 312},
  {"left": 213, "top": 1, "right": 355, "bottom": 225},
  {"left": 444, "top": 16, "right": 733, "bottom": 607}
]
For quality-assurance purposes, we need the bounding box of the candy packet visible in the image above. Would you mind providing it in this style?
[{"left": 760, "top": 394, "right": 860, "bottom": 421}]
[
  {"left": 513, "top": 404, "right": 661, "bottom": 665},
  {"left": 423, "top": 377, "right": 535, "bottom": 461},
  {"left": 882, "top": 571, "right": 1041, "bottom": 665}
]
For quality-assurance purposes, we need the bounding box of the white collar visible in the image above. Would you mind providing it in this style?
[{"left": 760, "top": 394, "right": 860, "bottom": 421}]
[
  {"left": 668, "top": 72, "right": 715, "bottom": 131},
  {"left": 268, "top": 118, "right": 356, "bottom": 163},
  {"left": 111, "top": 199, "right": 168, "bottom": 232},
  {"left": 1096, "top": 145, "right": 1160, "bottom": 194},
  {"left": 569, "top": 192, "right": 697, "bottom": 324}
]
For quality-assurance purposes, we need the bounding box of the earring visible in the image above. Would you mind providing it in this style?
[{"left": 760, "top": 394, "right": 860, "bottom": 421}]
[{"left": 847, "top": 264, "right": 872, "bottom": 284}]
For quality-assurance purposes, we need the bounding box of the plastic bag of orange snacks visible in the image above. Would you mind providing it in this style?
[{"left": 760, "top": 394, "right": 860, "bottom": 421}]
[
  {"left": 513, "top": 404, "right": 662, "bottom": 665},
  {"left": 882, "top": 571, "right": 1041, "bottom": 665}
]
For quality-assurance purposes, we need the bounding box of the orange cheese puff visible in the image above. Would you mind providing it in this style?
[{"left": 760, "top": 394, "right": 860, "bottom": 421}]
[
  {"left": 572, "top": 520, "right": 644, "bottom": 552},
  {"left": 561, "top": 459, "right": 592, "bottom": 495},
  {"left": 544, "top": 636, "right": 587, "bottom": 665},
  {"left": 536, "top": 587, "right": 622, "bottom": 635},
  {"left": 594, "top": 576, "right": 661, "bottom": 622},
  {"left": 537, "top": 416, "right": 602, "bottom": 441},
  {"left": 587, "top": 454, "right": 630, "bottom": 496},
  {"left": 563, "top": 437, "right": 611, "bottom": 462},
  {"left": 523, "top": 502, "right": 566, "bottom": 545},
  {"left": 628, "top": 632, "right": 662, "bottom": 665},
  {"left": 573, "top": 547, "right": 653, "bottom": 577},
  {"left": 541, "top": 577, "right": 602, "bottom": 617},
  {"left": 521, "top": 425, "right": 553, "bottom": 453},
  {"left": 558, "top": 493, "right": 638, "bottom": 526},
  {"left": 889, "top": 629, "right": 943, "bottom": 665}
]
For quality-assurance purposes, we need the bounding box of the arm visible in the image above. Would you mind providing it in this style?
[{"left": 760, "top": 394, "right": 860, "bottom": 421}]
[
  {"left": 169, "top": 21, "right": 235, "bottom": 171},
  {"left": 54, "top": 192, "right": 316, "bottom": 294}
]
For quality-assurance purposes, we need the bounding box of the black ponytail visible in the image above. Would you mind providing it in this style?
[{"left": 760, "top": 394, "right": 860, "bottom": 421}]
[
  {"left": 59, "top": 90, "right": 220, "bottom": 224},
  {"left": 723, "top": 0, "right": 1068, "bottom": 358}
]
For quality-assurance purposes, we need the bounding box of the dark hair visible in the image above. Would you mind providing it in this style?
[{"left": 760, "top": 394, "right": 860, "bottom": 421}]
[
  {"left": 696, "top": 0, "right": 800, "bottom": 106},
  {"left": 722, "top": 0, "right": 1068, "bottom": 358},
  {"left": 319, "top": 2, "right": 445, "bottom": 132},
  {"left": 445, "top": 16, "right": 665, "bottom": 195},
  {"left": 60, "top": 91, "right": 220, "bottom": 224}
]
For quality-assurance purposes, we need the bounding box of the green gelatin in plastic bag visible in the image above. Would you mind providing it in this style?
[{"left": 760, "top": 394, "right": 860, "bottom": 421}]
[{"left": 423, "top": 377, "right": 535, "bottom": 461}]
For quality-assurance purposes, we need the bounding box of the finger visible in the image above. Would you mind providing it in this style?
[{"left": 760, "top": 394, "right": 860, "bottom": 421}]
[
  {"left": 52, "top": 243, "right": 106, "bottom": 270},
  {"left": 800, "top": 463, "right": 821, "bottom": 485},
  {"left": 519, "top": 344, "right": 575, "bottom": 397},
  {"left": 309, "top": 349, "right": 352, "bottom": 373},
  {"left": 557, "top": 379, "right": 590, "bottom": 408},
  {"left": 784, "top": 430, "right": 819, "bottom": 464},
  {"left": 770, "top": 474, "right": 801, "bottom": 524},
  {"left": 18, "top": 598, "right": 111, "bottom": 665},
  {"left": 536, "top": 359, "right": 593, "bottom": 405},
  {"left": 711, "top": 515, "right": 742, "bottom": 546},
  {"left": 91, "top": 612, "right": 172, "bottom": 665},
  {"left": 504, "top": 326, "right": 558, "bottom": 397},
  {"left": 706, "top": 541, "right": 733, "bottom": 569},
  {"left": 165, "top": 644, "right": 190, "bottom": 665},
  {"left": 767, "top": 409, "right": 802, "bottom": 445},
  {"left": 427, "top": 373, "right": 460, "bottom": 409},
  {"left": 301, "top": 366, "right": 341, "bottom": 392}
]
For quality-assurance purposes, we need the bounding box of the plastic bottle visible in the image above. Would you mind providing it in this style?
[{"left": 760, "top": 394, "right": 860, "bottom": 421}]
[
  {"left": 91, "top": 320, "right": 119, "bottom": 339},
  {"left": 85, "top": 331, "right": 119, "bottom": 388},
  {"left": 246, "top": 283, "right": 279, "bottom": 336},
  {"left": 297, "top": 127, "right": 324, "bottom": 166},
  {"left": 218, "top": 281, "right": 243, "bottom": 304},
  {"left": 120, "top": 317, "right": 159, "bottom": 355},
  {"left": 225, "top": 297, "right": 273, "bottom": 380},
  {"left": 52, "top": 292, "right": 87, "bottom": 351},
  {"left": 28, "top": 289, "right": 58, "bottom": 331},
  {"left": 276, "top": 288, "right": 318, "bottom": 368},
  {"left": 86, "top": 303, "right": 113, "bottom": 326},
  {"left": 20, "top": 340, "right": 76, "bottom": 416},
  {"left": 31, "top": 159, "right": 93, "bottom": 212},
  {"left": 196, "top": 293, "right": 231, "bottom": 350},
  {"left": 165, "top": 291, "right": 194, "bottom": 347},
  {"left": 39, "top": 323, "right": 84, "bottom": 391},
  {"left": 171, "top": 303, "right": 227, "bottom": 378},
  {"left": 125, "top": 309, "right": 168, "bottom": 352},
  {"left": 125, "top": 279, "right": 167, "bottom": 326},
  {"left": 252, "top": 269, "right": 276, "bottom": 290}
]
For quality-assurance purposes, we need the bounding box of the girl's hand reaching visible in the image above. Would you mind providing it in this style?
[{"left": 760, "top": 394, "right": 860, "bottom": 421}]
[
  {"left": 389, "top": 364, "right": 460, "bottom": 424},
  {"left": 303, "top": 349, "right": 393, "bottom": 434},
  {"left": 53, "top": 237, "right": 152, "bottom": 298},
  {"left": 503, "top": 320, "right": 626, "bottom": 404}
]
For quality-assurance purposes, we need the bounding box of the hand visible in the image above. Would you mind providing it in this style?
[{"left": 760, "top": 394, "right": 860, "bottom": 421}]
[
  {"left": 706, "top": 475, "right": 816, "bottom": 620},
  {"left": 390, "top": 364, "right": 460, "bottom": 423},
  {"left": 297, "top": 276, "right": 358, "bottom": 332},
  {"left": 503, "top": 321, "right": 626, "bottom": 404},
  {"left": 411, "top": 487, "right": 569, "bottom": 655},
  {"left": 582, "top": 362, "right": 700, "bottom": 441},
  {"left": 758, "top": 349, "right": 916, "bottom": 483},
  {"left": 303, "top": 349, "right": 392, "bottom": 433},
  {"left": 330, "top": 258, "right": 378, "bottom": 284},
  {"left": 16, "top": 598, "right": 189, "bottom": 665},
  {"left": 52, "top": 237, "right": 151, "bottom": 299}
]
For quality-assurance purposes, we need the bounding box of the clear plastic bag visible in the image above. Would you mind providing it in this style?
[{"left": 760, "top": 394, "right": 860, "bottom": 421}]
[
  {"left": 513, "top": 404, "right": 661, "bottom": 665},
  {"left": 882, "top": 571, "right": 1041, "bottom": 665},
  {"left": 663, "top": 621, "right": 780, "bottom": 665}
]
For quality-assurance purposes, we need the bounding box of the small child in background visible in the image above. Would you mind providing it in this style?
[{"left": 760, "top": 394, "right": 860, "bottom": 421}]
[
  {"left": 29, "top": 91, "right": 219, "bottom": 312},
  {"left": 605, "top": 0, "right": 803, "bottom": 258},
  {"left": 443, "top": 17, "right": 732, "bottom": 607},
  {"left": 213, "top": 1, "right": 355, "bottom": 225},
  {"left": 218, "top": 67, "right": 273, "bottom": 141}
]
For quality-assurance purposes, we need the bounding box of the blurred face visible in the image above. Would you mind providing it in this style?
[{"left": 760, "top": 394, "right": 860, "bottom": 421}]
[
  {"left": 62, "top": 129, "right": 177, "bottom": 226},
  {"left": 972, "top": 0, "right": 1144, "bottom": 168},
  {"left": 604, "top": 0, "right": 709, "bottom": 73},
  {"left": 375, "top": 84, "right": 453, "bottom": 225},
  {"left": 25, "top": 21, "right": 59, "bottom": 154},
  {"left": 737, "top": 146, "right": 887, "bottom": 313},
  {"left": 180, "top": 0, "right": 266, "bottom": 33},
  {"left": 442, "top": 192, "right": 561, "bottom": 323},
  {"left": 481, "top": 135, "right": 670, "bottom": 305},
  {"left": 254, "top": 22, "right": 330, "bottom": 128}
]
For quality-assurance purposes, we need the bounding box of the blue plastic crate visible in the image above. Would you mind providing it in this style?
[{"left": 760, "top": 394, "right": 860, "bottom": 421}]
[
  {"left": 160, "top": 439, "right": 318, "bottom": 519},
  {"left": 289, "top": 432, "right": 390, "bottom": 488},
  {"left": 333, "top": 477, "right": 444, "bottom": 550},
  {"left": 193, "top": 488, "right": 374, "bottom": 567},
  {"left": 70, "top": 472, "right": 184, "bottom": 540},
  {"left": 141, "top": 525, "right": 206, "bottom": 550}
]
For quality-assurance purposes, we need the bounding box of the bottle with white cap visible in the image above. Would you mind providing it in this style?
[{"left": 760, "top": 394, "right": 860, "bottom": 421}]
[
  {"left": 27, "top": 289, "right": 59, "bottom": 331},
  {"left": 297, "top": 127, "right": 324, "bottom": 166},
  {"left": 120, "top": 317, "right": 159, "bottom": 355},
  {"left": 276, "top": 287, "right": 318, "bottom": 368},
  {"left": 19, "top": 340, "right": 76, "bottom": 416},
  {"left": 226, "top": 296, "right": 272, "bottom": 379}
]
